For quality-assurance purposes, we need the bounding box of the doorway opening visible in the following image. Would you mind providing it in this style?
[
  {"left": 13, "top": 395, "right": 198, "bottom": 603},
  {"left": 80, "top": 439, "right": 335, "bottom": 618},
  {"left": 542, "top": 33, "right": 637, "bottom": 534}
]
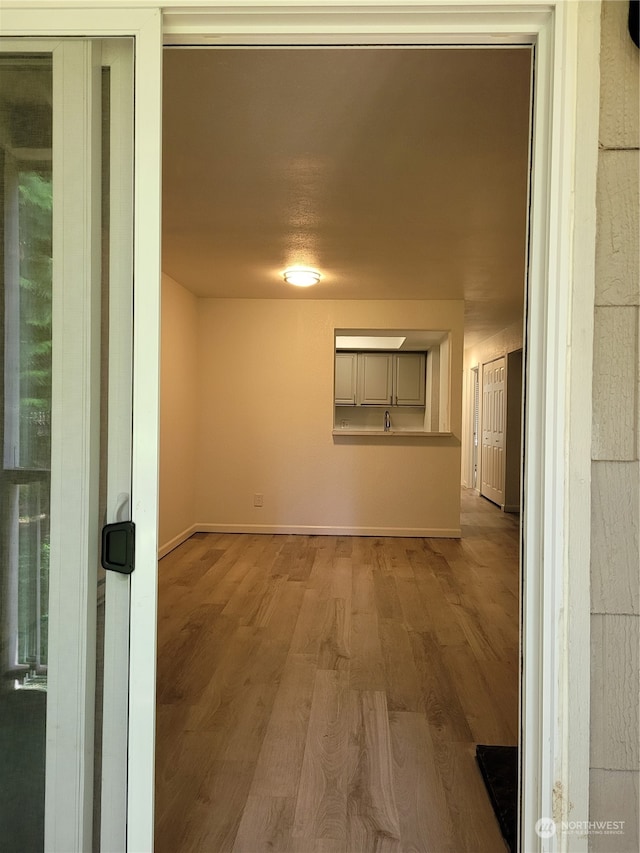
[{"left": 157, "top": 44, "right": 531, "bottom": 851}]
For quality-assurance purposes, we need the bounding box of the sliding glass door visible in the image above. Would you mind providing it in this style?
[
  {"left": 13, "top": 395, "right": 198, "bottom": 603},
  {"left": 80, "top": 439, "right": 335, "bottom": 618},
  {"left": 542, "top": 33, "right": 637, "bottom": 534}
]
[
  {"left": 0, "top": 38, "right": 135, "bottom": 851},
  {"left": 0, "top": 53, "right": 52, "bottom": 851}
]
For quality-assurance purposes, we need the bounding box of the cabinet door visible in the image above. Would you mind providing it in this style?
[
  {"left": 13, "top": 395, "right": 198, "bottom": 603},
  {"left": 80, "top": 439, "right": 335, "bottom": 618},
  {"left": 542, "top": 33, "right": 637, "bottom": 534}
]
[
  {"left": 394, "top": 353, "right": 426, "bottom": 406},
  {"left": 358, "top": 353, "right": 393, "bottom": 405},
  {"left": 335, "top": 352, "right": 357, "bottom": 404}
]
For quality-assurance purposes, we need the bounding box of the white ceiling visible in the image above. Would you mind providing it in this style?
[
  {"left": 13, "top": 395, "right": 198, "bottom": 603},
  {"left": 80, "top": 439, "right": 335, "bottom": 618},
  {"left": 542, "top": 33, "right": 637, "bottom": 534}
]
[{"left": 162, "top": 47, "right": 532, "bottom": 348}]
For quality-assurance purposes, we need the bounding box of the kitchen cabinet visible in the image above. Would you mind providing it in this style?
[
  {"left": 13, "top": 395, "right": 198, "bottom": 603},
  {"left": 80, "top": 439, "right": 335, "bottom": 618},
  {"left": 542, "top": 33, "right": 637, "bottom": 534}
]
[
  {"left": 358, "top": 353, "right": 394, "bottom": 405},
  {"left": 334, "top": 351, "right": 426, "bottom": 406},
  {"left": 334, "top": 352, "right": 357, "bottom": 405},
  {"left": 394, "top": 353, "right": 426, "bottom": 406}
]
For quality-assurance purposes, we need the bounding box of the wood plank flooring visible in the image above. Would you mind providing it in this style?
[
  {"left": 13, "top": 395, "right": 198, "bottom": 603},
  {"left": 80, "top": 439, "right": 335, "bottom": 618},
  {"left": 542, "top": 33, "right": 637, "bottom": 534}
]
[{"left": 155, "top": 490, "right": 519, "bottom": 852}]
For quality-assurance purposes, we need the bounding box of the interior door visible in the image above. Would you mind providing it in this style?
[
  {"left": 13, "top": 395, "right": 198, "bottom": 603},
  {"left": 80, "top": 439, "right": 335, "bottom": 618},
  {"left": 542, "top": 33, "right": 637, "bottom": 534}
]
[
  {"left": 481, "top": 356, "right": 506, "bottom": 506},
  {"left": 0, "top": 37, "right": 134, "bottom": 851}
]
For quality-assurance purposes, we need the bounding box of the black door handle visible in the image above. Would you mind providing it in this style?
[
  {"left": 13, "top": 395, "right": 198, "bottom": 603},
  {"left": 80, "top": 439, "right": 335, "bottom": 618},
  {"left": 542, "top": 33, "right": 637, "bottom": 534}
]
[{"left": 101, "top": 521, "right": 135, "bottom": 574}]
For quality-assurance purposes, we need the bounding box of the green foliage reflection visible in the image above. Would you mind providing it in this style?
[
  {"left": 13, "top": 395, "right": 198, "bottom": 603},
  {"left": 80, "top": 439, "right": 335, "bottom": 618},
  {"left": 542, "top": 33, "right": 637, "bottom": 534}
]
[{"left": 18, "top": 170, "right": 52, "bottom": 471}]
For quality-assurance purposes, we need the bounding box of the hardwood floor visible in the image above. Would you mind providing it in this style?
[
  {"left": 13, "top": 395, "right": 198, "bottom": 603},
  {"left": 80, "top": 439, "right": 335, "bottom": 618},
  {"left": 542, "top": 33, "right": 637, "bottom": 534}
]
[{"left": 155, "top": 490, "right": 519, "bottom": 852}]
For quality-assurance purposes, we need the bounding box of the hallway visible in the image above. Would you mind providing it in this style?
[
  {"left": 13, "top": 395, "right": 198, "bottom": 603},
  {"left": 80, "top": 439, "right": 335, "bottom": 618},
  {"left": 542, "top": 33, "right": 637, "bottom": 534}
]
[{"left": 155, "top": 490, "right": 519, "bottom": 852}]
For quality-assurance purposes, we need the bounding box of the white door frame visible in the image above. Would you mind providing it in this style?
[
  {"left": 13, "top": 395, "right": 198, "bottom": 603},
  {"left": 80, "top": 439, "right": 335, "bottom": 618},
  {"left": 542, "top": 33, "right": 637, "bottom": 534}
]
[
  {"left": 2, "top": 2, "right": 599, "bottom": 851},
  {"left": 99, "top": 38, "right": 134, "bottom": 853},
  {"left": 161, "top": 6, "right": 599, "bottom": 852},
  {"left": 48, "top": 40, "right": 102, "bottom": 853},
  {"left": 471, "top": 365, "right": 479, "bottom": 492}
]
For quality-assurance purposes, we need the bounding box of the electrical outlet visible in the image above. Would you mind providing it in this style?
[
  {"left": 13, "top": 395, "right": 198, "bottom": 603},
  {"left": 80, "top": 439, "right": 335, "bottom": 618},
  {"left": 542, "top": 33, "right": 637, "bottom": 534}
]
[{"left": 253, "top": 493, "right": 263, "bottom": 507}]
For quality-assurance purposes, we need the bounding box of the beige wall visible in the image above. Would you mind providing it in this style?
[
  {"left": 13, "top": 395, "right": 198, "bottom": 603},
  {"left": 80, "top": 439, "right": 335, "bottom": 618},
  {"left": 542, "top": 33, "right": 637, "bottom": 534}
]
[
  {"left": 159, "top": 274, "right": 199, "bottom": 553},
  {"left": 463, "top": 317, "right": 523, "bottom": 373},
  {"left": 589, "top": 3, "right": 640, "bottom": 850},
  {"left": 193, "top": 298, "right": 464, "bottom": 536}
]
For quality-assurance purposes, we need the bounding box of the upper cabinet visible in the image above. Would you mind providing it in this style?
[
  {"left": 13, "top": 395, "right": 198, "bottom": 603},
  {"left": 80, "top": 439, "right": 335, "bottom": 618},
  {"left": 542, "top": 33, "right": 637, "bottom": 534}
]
[
  {"left": 333, "top": 329, "right": 451, "bottom": 434},
  {"left": 335, "top": 351, "right": 426, "bottom": 407},
  {"left": 334, "top": 352, "right": 357, "bottom": 405},
  {"left": 358, "top": 353, "right": 394, "bottom": 405},
  {"left": 394, "top": 353, "right": 426, "bottom": 406}
]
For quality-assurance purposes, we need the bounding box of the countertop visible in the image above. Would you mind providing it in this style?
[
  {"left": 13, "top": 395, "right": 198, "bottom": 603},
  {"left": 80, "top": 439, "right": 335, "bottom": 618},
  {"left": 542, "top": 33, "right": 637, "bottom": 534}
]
[{"left": 332, "top": 429, "right": 453, "bottom": 437}]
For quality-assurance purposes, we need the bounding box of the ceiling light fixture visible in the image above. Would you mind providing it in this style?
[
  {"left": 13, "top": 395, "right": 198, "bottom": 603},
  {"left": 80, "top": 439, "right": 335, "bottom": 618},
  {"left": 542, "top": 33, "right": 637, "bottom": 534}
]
[{"left": 283, "top": 267, "right": 321, "bottom": 287}]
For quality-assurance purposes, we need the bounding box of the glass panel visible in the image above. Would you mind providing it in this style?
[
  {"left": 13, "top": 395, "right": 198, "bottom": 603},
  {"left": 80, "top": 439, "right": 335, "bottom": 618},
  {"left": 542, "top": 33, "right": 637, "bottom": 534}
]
[
  {"left": 17, "top": 481, "right": 50, "bottom": 678},
  {"left": 0, "top": 55, "right": 52, "bottom": 852}
]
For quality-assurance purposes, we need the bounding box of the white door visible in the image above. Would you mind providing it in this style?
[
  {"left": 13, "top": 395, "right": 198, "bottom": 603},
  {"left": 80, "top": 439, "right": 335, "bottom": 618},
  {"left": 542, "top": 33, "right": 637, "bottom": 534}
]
[
  {"left": 0, "top": 14, "right": 161, "bottom": 851},
  {"left": 481, "top": 356, "right": 506, "bottom": 506}
]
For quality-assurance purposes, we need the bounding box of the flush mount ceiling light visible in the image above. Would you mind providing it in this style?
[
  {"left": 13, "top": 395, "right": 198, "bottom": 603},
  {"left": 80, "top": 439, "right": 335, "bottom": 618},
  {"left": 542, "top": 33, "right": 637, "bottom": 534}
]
[{"left": 283, "top": 267, "right": 321, "bottom": 287}]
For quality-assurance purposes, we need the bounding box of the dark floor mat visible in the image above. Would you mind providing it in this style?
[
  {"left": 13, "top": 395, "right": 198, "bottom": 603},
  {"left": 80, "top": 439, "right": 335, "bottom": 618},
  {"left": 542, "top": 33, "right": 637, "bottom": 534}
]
[{"left": 476, "top": 744, "right": 518, "bottom": 852}]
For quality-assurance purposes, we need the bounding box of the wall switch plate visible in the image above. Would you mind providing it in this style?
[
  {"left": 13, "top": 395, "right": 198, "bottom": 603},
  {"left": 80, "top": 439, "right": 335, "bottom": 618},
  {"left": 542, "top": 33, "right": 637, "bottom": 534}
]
[
  {"left": 341, "top": 419, "right": 349, "bottom": 428},
  {"left": 253, "top": 493, "right": 263, "bottom": 507}
]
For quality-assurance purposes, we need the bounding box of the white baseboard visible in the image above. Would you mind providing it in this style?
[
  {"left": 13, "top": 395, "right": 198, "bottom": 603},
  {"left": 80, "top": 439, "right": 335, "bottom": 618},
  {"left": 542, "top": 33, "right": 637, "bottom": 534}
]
[
  {"left": 157, "top": 521, "right": 462, "bottom": 557},
  {"left": 193, "top": 522, "right": 462, "bottom": 539},
  {"left": 158, "top": 524, "right": 198, "bottom": 559}
]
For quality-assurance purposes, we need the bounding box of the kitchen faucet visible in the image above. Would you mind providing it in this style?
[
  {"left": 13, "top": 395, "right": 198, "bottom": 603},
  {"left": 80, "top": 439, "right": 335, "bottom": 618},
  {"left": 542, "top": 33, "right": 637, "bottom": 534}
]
[{"left": 384, "top": 410, "right": 391, "bottom": 431}]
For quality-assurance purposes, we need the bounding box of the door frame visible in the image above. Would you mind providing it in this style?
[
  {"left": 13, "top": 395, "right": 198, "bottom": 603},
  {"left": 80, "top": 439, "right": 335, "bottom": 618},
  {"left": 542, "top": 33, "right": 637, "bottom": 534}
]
[
  {"left": 471, "top": 365, "right": 479, "bottom": 492},
  {"left": 2, "top": 2, "right": 599, "bottom": 851},
  {"left": 161, "top": 7, "right": 598, "bottom": 851}
]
